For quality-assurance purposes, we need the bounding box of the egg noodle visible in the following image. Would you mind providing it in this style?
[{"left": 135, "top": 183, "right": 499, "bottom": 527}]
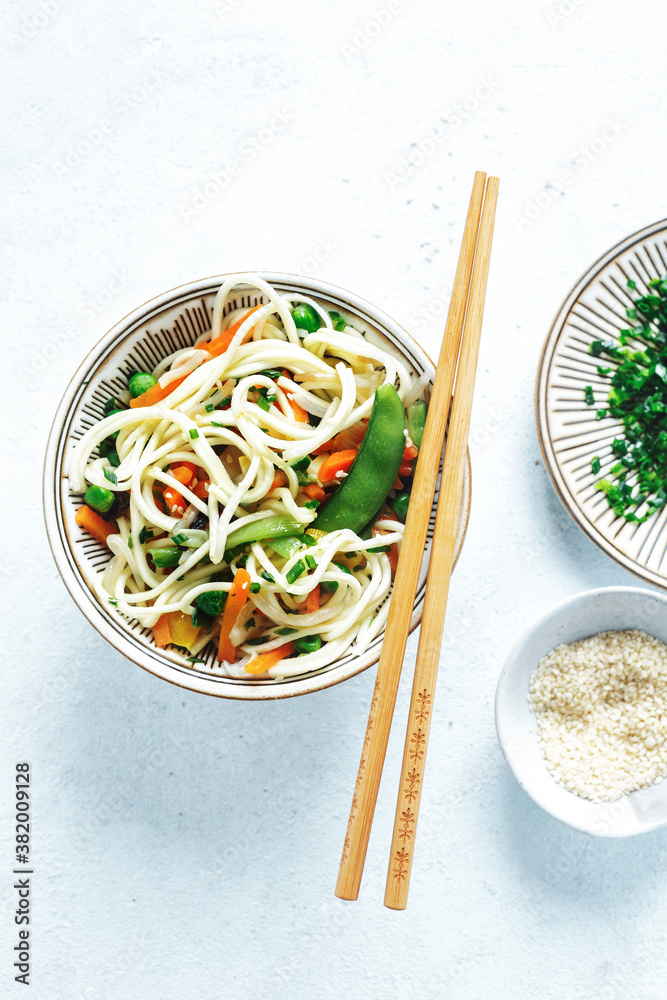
[{"left": 68, "top": 274, "right": 423, "bottom": 679}]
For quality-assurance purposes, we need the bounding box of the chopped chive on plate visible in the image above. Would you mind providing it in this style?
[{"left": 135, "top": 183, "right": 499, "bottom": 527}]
[{"left": 536, "top": 218, "right": 667, "bottom": 589}]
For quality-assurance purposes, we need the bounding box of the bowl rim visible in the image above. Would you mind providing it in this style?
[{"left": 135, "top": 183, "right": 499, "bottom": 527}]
[
  {"left": 44, "top": 271, "right": 471, "bottom": 700},
  {"left": 495, "top": 584, "right": 667, "bottom": 836},
  {"left": 535, "top": 217, "right": 667, "bottom": 590}
]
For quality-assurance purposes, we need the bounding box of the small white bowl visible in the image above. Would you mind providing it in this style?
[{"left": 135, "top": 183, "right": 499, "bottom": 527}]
[{"left": 495, "top": 586, "right": 667, "bottom": 837}]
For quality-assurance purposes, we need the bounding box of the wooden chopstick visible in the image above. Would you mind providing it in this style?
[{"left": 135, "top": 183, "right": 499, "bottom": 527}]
[
  {"left": 384, "top": 176, "right": 499, "bottom": 910},
  {"left": 335, "top": 171, "right": 488, "bottom": 902}
]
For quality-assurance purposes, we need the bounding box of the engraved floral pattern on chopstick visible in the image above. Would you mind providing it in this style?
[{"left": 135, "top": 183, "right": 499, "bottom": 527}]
[{"left": 390, "top": 690, "right": 431, "bottom": 880}]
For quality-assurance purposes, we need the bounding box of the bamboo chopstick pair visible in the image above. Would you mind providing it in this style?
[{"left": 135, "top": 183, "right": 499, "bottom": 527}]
[{"left": 335, "top": 171, "right": 499, "bottom": 910}]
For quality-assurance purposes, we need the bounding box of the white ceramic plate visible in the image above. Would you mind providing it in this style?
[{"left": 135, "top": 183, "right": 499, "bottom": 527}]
[
  {"left": 44, "top": 272, "right": 471, "bottom": 700},
  {"left": 496, "top": 586, "right": 667, "bottom": 836},
  {"left": 536, "top": 219, "right": 667, "bottom": 589}
]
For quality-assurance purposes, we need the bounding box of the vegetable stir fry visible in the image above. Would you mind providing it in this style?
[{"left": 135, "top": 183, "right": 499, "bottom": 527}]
[
  {"left": 68, "top": 275, "right": 428, "bottom": 679},
  {"left": 585, "top": 276, "right": 667, "bottom": 524}
]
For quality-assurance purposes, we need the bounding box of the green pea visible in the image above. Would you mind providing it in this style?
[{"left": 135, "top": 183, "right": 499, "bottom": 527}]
[
  {"left": 84, "top": 484, "right": 115, "bottom": 513},
  {"left": 129, "top": 372, "right": 157, "bottom": 397},
  {"left": 294, "top": 634, "right": 322, "bottom": 654},
  {"left": 392, "top": 491, "right": 410, "bottom": 523},
  {"left": 292, "top": 303, "right": 322, "bottom": 333}
]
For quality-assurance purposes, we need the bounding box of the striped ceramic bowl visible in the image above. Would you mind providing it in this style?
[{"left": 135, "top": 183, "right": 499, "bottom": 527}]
[{"left": 44, "top": 273, "right": 471, "bottom": 700}]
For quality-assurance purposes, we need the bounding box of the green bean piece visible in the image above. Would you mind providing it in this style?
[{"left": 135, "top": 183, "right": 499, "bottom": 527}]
[
  {"left": 150, "top": 547, "right": 182, "bottom": 568},
  {"left": 407, "top": 398, "right": 427, "bottom": 449},
  {"left": 312, "top": 384, "right": 406, "bottom": 535}
]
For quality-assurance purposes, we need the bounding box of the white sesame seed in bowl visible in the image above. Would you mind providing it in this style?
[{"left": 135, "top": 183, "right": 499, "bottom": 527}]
[{"left": 495, "top": 586, "right": 667, "bottom": 837}]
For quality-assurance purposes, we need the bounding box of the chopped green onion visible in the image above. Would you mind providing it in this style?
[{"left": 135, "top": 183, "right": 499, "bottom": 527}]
[
  {"left": 103, "top": 468, "right": 117, "bottom": 484},
  {"left": 246, "top": 635, "right": 271, "bottom": 646},
  {"left": 249, "top": 582, "right": 261, "bottom": 594},
  {"left": 275, "top": 627, "right": 298, "bottom": 635},
  {"left": 189, "top": 428, "right": 199, "bottom": 440},
  {"left": 584, "top": 386, "right": 595, "bottom": 406},
  {"left": 328, "top": 310, "right": 346, "bottom": 331},
  {"left": 244, "top": 616, "right": 256, "bottom": 631},
  {"left": 321, "top": 580, "right": 339, "bottom": 593},
  {"left": 305, "top": 554, "right": 317, "bottom": 570},
  {"left": 139, "top": 527, "right": 154, "bottom": 544},
  {"left": 286, "top": 559, "right": 305, "bottom": 584}
]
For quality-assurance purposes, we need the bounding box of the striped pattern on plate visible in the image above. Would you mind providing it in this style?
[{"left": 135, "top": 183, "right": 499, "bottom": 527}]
[{"left": 537, "top": 220, "right": 667, "bottom": 589}]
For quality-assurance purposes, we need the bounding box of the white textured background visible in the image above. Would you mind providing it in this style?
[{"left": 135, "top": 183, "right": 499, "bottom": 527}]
[{"left": 3, "top": 0, "right": 667, "bottom": 997}]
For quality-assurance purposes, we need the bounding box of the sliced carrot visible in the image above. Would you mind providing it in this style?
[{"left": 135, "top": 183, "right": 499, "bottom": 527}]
[
  {"left": 399, "top": 459, "right": 414, "bottom": 478},
  {"left": 270, "top": 470, "right": 288, "bottom": 491},
  {"left": 162, "top": 486, "right": 186, "bottom": 516},
  {"left": 306, "top": 584, "right": 320, "bottom": 615},
  {"left": 244, "top": 641, "right": 295, "bottom": 675},
  {"left": 130, "top": 374, "right": 189, "bottom": 408},
  {"left": 318, "top": 449, "right": 358, "bottom": 484},
  {"left": 208, "top": 304, "right": 263, "bottom": 357},
  {"left": 152, "top": 614, "right": 172, "bottom": 648},
  {"left": 192, "top": 480, "right": 210, "bottom": 500},
  {"left": 288, "top": 396, "right": 309, "bottom": 424},
  {"left": 303, "top": 483, "right": 326, "bottom": 502},
  {"left": 217, "top": 568, "right": 252, "bottom": 663},
  {"left": 403, "top": 442, "right": 419, "bottom": 461},
  {"left": 169, "top": 461, "right": 197, "bottom": 486},
  {"left": 388, "top": 543, "right": 399, "bottom": 576},
  {"left": 392, "top": 476, "right": 404, "bottom": 490},
  {"left": 75, "top": 504, "right": 118, "bottom": 547}
]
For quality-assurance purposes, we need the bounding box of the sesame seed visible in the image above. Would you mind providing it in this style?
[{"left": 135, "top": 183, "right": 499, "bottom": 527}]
[{"left": 529, "top": 630, "right": 667, "bottom": 802}]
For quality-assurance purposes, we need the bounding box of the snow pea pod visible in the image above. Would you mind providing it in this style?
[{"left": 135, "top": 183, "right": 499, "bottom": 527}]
[{"left": 312, "top": 383, "right": 406, "bottom": 535}]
